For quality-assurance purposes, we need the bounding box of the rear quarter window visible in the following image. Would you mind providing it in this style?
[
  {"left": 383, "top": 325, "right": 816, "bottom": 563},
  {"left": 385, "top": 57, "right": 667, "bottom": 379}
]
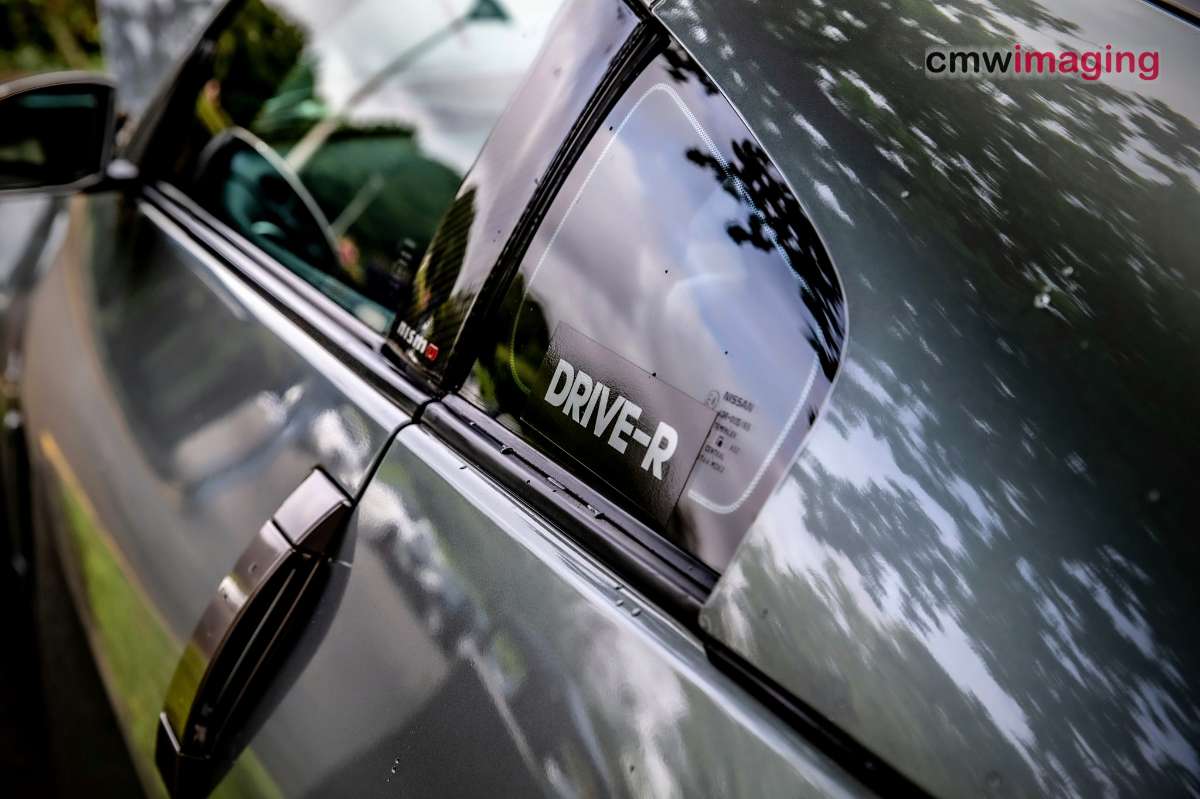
[{"left": 463, "top": 44, "right": 847, "bottom": 569}]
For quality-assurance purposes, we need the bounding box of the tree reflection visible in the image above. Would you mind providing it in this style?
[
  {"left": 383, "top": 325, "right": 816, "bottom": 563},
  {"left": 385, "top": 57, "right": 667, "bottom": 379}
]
[
  {"left": 393, "top": 186, "right": 483, "bottom": 372},
  {"left": 170, "top": 0, "right": 472, "bottom": 326},
  {"left": 685, "top": 136, "right": 845, "bottom": 380},
  {"left": 467, "top": 270, "right": 551, "bottom": 420},
  {"left": 662, "top": 42, "right": 719, "bottom": 97},
  {"left": 344, "top": 445, "right": 844, "bottom": 798},
  {"left": 663, "top": 0, "right": 1200, "bottom": 796}
]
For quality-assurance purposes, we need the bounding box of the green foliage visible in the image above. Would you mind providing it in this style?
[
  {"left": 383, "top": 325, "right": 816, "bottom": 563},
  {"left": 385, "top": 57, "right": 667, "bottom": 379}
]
[
  {"left": 211, "top": 0, "right": 307, "bottom": 128},
  {"left": 0, "top": 0, "right": 103, "bottom": 79},
  {"left": 299, "top": 133, "right": 461, "bottom": 266},
  {"left": 56, "top": 475, "right": 281, "bottom": 798}
]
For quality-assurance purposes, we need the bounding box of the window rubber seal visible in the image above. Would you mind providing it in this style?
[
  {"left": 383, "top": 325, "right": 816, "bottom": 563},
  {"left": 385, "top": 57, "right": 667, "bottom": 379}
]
[
  {"left": 422, "top": 396, "right": 717, "bottom": 625},
  {"left": 143, "top": 182, "right": 435, "bottom": 417}
]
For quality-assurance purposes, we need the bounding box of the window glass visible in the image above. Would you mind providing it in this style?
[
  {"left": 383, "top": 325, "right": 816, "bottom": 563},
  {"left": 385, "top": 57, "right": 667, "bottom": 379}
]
[
  {"left": 463, "top": 46, "right": 848, "bottom": 570},
  {"left": 166, "top": 0, "right": 568, "bottom": 332}
]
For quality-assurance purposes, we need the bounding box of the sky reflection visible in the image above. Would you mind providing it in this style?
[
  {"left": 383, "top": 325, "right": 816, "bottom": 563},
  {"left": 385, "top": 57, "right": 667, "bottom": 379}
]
[{"left": 677, "top": 0, "right": 1200, "bottom": 795}]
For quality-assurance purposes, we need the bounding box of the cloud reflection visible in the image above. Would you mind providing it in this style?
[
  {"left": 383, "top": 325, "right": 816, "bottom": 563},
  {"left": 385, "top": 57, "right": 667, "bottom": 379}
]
[{"left": 677, "top": 0, "right": 1200, "bottom": 795}]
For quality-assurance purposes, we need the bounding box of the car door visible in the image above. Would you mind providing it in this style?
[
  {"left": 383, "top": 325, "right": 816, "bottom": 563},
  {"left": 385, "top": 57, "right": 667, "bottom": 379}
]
[
  {"left": 23, "top": 185, "right": 410, "bottom": 796},
  {"left": 18, "top": 0, "right": 564, "bottom": 794}
]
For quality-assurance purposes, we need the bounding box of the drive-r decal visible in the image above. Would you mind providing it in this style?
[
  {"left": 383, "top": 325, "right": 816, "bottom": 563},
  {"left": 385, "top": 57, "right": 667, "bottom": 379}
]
[
  {"left": 542, "top": 357, "right": 680, "bottom": 479},
  {"left": 522, "top": 324, "right": 716, "bottom": 525}
]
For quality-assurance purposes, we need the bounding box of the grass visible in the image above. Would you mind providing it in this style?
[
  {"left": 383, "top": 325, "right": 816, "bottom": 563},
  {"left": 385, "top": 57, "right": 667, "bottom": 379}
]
[{"left": 45, "top": 434, "right": 281, "bottom": 799}]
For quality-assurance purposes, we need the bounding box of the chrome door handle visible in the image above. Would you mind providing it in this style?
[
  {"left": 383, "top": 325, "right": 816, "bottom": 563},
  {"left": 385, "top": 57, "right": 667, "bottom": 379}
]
[{"left": 155, "top": 469, "right": 352, "bottom": 798}]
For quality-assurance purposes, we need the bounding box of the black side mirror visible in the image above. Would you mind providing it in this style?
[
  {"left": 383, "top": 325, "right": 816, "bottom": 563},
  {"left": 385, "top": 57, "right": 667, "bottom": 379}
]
[{"left": 0, "top": 71, "right": 117, "bottom": 193}]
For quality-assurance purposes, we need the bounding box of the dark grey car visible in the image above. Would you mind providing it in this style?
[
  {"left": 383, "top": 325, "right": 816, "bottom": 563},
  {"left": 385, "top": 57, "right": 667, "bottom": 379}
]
[{"left": 1, "top": 0, "right": 1198, "bottom": 797}]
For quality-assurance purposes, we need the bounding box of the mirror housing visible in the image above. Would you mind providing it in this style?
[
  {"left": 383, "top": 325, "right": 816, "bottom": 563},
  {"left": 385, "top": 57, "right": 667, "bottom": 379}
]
[{"left": 0, "top": 71, "right": 117, "bottom": 194}]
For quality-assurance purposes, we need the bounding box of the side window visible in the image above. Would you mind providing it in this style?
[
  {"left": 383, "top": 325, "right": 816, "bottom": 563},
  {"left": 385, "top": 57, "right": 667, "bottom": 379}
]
[
  {"left": 165, "top": 0, "right": 568, "bottom": 332},
  {"left": 464, "top": 45, "right": 847, "bottom": 570}
]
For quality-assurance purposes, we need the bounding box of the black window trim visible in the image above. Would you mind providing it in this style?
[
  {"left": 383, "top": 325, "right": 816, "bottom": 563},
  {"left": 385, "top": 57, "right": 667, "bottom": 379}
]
[
  {"left": 425, "top": 396, "right": 717, "bottom": 620},
  {"left": 122, "top": 0, "right": 241, "bottom": 167},
  {"left": 394, "top": 11, "right": 724, "bottom": 610},
  {"left": 152, "top": 181, "right": 381, "bottom": 347},
  {"left": 416, "top": 10, "right": 664, "bottom": 390},
  {"left": 146, "top": 174, "right": 718, "bottom": 614},
  {"left": 1148, "top": 0, "right": 1200, "bottom": 26},
  {"left": 144, "top": 181, "right": 433, "bottom": 416}
]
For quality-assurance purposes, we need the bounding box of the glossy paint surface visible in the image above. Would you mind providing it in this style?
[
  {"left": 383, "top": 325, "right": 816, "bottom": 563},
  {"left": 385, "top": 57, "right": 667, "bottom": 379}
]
[
  {"left": 0, "top": 194, "right": 66, "bottom": 570},
  {"left": 0, "top": 194, "right": 66, "bottom": 379},
  {"left": 463, "top": 44, "right": 848, "bottom": 570},
  {"left": 230, "top": 422, "right": 869, "bottom": 798},
  {"left": 658, "top": 0, "right": 1200, "bottom": 796},
  {"left": 20, "top": 192, "right": 405, "bottom": 794},
  {"left": 388, "top": 0, "right": 640, "bottom": 382}
]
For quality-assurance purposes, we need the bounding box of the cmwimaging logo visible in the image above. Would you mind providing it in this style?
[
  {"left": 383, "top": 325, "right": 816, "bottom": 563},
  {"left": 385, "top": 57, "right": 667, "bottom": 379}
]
[{"left": 925, "top": 44, "right": 1160, "bottom": 81}]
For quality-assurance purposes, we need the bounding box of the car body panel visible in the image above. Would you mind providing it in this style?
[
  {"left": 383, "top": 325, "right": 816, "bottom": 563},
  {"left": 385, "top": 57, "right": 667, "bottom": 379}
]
[
  {"left": 229, "top": 421, "right": 869, "bottom": 797},
  {"left": 656, "top": 0, "right": 1200, "bottom": 796},
  {"left": 0, "top": 194, "right": 68, "bottom": 571},
  {"left": 20, "top": 191, "right": 406, "bottom": 794},
  {"left": 0, "top": 194, "right": 69, "bottom": 402}
]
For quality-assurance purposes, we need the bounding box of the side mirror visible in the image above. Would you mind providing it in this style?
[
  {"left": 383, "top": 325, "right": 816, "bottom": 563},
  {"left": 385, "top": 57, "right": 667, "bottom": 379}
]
[{"left": 0, "top": 71, "right": 117, "bottom": 194}]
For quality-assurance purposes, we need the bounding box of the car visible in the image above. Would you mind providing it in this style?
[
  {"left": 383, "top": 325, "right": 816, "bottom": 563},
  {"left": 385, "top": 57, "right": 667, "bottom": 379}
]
[{"left": 0, "top": 0, "right": 1197, "bottom": 796}]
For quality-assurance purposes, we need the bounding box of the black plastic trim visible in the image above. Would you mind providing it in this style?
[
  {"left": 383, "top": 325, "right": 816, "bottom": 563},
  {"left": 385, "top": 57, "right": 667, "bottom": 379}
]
[
  {"left": 423, "top": 398, "right": 715, "bottom": 626},
  {"left": 143, "top": 184, "right": 433, "bottom": 417},
  {"left": 433, "top": 19, "right": 668, "bottom": 390},
  {"left": 704, "top": 637, "right": 932, "bottom": 799},
  {"left": 1143, "top": 0, "right": 1200, "bottom": 25},
  {"left": 444, "top": 396, "right": 713, "bottom": 583}
]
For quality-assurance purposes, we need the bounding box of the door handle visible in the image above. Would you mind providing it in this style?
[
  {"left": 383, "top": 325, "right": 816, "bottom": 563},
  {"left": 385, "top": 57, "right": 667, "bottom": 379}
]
[{"left": 156, "top": 469, "right": 352, "bottom": 798}]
